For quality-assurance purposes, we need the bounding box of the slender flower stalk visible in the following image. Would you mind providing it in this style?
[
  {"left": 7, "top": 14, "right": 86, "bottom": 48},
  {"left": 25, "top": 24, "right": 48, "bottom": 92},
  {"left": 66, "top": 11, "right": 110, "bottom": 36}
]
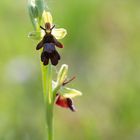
[
  {"left": 42, "top": 63, "right": 53, "bottom": 140},
  {"left": 28, "top": 0, "right": 82, "bottom": 140}
]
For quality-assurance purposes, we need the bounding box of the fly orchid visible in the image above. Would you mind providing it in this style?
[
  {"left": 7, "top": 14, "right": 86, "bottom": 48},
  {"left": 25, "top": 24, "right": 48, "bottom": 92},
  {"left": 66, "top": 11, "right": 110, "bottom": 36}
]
[{"left": 53, "top": 64, "right": 82, "bottom": 111}]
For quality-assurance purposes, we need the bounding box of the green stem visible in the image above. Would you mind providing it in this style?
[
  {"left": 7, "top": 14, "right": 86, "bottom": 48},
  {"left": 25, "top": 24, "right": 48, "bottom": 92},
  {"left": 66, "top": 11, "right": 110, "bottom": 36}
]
[
  {"left": 52, "top": 85, "right": 60, "bottom": 102},
  {"left": 42, "top": 63, "right": 54, "bottom": 140}
]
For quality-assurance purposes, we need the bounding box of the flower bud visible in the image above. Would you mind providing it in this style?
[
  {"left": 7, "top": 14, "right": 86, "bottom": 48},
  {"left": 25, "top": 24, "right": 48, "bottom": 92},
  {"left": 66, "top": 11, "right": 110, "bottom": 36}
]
[
  {"left": 28, "top": 0, "right": 45, "bottom": 29},
  {"left": 35, "top": 0, "right": 45, "bottom": 19},
  {"left": 28, "top": 0, "right": 38, "bottom": 29}
]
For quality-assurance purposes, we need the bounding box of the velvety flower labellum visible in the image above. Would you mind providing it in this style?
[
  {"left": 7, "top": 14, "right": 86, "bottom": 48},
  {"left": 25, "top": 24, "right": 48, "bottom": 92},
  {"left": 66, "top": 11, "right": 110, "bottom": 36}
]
[
  {"left": 55, "top": 94, "right": 76, "bottom": 112},
  {"left": 36, "top": 22, "right": 64, "bottom": 66},
  {"left": 41, "top": 43, "right": 60, "bottom": 65}
]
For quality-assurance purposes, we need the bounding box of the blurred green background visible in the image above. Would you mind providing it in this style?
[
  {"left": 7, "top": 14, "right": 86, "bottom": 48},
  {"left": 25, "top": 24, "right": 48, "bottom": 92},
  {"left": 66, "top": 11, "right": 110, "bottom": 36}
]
[{"left": 0, "top": 0, "right": 140, "bottom": 140}]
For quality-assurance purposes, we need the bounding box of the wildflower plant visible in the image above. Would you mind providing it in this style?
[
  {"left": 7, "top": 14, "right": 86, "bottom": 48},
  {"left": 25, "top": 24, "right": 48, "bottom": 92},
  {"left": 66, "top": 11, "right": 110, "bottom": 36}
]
[{"left": 28, "top": 0, "right": 82, "bottom": 140}]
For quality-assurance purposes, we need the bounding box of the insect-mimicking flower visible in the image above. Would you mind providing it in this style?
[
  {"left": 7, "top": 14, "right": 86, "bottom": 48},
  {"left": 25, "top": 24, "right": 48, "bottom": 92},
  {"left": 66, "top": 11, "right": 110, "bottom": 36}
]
[
  {"left": 36, "top": 12, "right": 67, "bottom": 66},
  {"left": 54, "top": 77, "right": 81, "bottom": 112},
  {"left": 52, "top": 65, "right": 82, "bottom": 112}
]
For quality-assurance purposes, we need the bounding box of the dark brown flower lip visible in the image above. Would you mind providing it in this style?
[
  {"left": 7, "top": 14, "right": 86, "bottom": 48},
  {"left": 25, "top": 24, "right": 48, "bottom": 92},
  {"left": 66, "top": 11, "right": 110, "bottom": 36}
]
[{"left": 41, "top": 43, "right": 60, "bottom": 66}]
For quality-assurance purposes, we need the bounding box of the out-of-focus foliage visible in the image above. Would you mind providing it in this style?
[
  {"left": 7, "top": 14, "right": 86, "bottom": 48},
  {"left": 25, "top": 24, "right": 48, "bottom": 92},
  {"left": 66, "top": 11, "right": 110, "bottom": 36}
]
[{"left": 0, "top": 0, "right": 140, "bottom": 140}]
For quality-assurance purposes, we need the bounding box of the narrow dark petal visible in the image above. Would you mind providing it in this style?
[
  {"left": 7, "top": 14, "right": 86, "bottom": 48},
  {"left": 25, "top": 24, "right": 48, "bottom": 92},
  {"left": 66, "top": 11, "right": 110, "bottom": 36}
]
[
  {"left": 40, "top": 26, "right": 46, "bottom": 31},
  {"left": 53, "top": 37, "right": 64, "bottom": 48},
  {"left": 36, "top": 40, "right": 44, "bottom": 50},
  {"left": 67, "top": 98, "right": 76, "bottom": 112}
]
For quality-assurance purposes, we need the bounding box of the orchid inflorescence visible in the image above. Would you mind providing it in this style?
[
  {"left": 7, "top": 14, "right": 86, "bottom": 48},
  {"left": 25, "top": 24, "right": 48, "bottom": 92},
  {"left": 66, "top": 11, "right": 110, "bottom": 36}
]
[
  {"left": 29, "top": 9, "right": 82, "bottom": 111},
  {"left": 28, "top": 0, "right": 82, "bottom": 139}
]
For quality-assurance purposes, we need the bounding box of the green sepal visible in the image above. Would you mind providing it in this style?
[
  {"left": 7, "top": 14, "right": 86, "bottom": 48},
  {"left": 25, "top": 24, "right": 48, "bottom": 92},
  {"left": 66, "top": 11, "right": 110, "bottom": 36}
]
[{"left": 59, "top": 87, "right": 82, "bottom": 98}]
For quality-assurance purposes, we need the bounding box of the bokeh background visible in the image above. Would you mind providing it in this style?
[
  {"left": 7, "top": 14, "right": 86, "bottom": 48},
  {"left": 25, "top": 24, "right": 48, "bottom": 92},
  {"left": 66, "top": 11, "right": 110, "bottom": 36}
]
[{"left": 0, "top": 0, "right": 140, "bottom": 140}]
